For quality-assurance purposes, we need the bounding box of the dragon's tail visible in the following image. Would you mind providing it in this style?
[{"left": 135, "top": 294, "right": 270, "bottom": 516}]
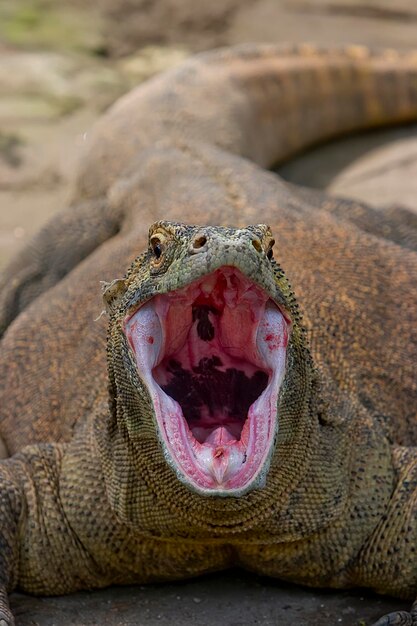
[{"left": 77, "top": 43, "right": 417, "bottom": 198}]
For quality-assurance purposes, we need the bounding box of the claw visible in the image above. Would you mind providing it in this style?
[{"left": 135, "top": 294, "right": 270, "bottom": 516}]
[
  {"left": 372, "top": 610, "right": 413, "bottom": 626},
  {"left": 0, "top": 603, "right": 15, "bottom": 626}
]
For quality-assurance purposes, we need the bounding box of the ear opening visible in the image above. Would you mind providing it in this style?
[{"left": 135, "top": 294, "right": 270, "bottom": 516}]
[{"left": 102, "top": 278, "right": 127, "bottom": 315}]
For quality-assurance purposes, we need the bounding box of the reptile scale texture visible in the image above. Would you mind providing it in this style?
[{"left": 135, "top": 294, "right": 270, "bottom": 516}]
[{"left": 0, "top": 44, "right": 416, "bottom": 625}]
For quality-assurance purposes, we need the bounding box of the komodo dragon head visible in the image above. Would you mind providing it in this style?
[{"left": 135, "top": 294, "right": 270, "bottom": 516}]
[{"left": 102, "top": 221, "right": 317, "bottom": 503}]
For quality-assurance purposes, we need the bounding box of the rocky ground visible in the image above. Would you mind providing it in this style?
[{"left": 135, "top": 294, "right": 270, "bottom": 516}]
[{"left": 1, "top": 1, "right": 417, "bottom": 624}]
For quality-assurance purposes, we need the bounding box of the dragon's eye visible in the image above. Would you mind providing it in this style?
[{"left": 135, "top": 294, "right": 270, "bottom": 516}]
[
  {"left": 267, "top": 239, "right": 275, "bottom": 261},
  {"left": 150, "top": 236, "right": 163, "bottom": 259}
]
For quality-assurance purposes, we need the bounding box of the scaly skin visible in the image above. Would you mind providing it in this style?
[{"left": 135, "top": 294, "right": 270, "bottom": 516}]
[{"left": 0, "top": 45, "right": 416, "bottom": 625}]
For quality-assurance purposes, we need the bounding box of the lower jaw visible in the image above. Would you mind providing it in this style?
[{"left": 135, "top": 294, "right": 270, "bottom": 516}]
[{"left": 159, "top": 382, "right": 279, "bottom": 495}]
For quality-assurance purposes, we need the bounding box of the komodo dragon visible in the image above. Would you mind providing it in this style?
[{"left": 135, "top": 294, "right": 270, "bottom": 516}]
[{"left": 0, "top": 44, "right": 417, "bottom": 626}]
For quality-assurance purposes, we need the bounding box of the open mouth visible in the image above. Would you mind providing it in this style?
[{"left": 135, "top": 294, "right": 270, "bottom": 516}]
[{"left": 125, "top": 266, "right": 289, "bottom": 495}]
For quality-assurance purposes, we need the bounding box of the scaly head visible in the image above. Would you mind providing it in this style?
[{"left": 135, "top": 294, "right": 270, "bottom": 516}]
[{"left": 101, "top": 222, "right": 315, "bottom": 522}]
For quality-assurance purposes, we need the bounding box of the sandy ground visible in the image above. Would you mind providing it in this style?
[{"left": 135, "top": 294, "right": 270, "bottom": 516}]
[
  {"left": 10, "top": 572, "right": 407, "bottom": 626},
  {"left": 1, "top": 1, "right": 417, "bottom": 624}
]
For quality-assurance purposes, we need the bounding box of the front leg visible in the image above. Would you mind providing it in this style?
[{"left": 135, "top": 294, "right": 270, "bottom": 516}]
[
  {"left": 353, "top": 447, "right": 417, "bottom": 625},
  {"left": 0, "top": 442, "right": 102, "bottom": 625}
]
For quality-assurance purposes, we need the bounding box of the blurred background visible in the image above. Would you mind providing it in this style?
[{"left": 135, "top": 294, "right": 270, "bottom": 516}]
[
  {"left": 2, "top": 1, "right": 417, "bottom": 624},
  {"left": 1, "top": 0, "right": 417, "bottom": 272}
]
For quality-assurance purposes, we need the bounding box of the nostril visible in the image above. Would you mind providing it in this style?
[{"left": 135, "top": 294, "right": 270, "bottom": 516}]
[
  {"left": 189, "top": 234, "right": 208, "bottom": 255},
  {"left": 193, "top": 235, "right": 207, "bottom": 249},
  {"left": 252, "top": 239, "right": 262, "bottom": 253}
]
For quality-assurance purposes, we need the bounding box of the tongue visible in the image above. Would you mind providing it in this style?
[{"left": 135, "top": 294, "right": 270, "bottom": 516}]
[
  {"left": 205, "top": 425, "right": 237, "bottom": 445},
  {"left": 191, "top": 421, "right": 242, "bottom": 443},
  {"left": 191, "top": 427, "right": 246, "bottom": 485}
]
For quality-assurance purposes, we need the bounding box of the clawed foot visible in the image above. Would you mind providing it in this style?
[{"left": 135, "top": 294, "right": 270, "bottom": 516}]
[
  {"left": 0, "top": 611, "right": 14, "bottom": 626},
  {"left": 0, "top": 590, "right": 15, "bottom": 626},
  {"left": 373, "top": 601, "right": 417, "bottom": 626}
]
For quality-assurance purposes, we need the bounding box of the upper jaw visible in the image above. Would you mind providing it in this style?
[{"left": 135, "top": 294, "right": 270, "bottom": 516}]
[
  {"left": 124, "top": 265, "right": 290, "bottom": 497},
  {"left": 126, "top": 226, "right": 287, "bottom": 317}
]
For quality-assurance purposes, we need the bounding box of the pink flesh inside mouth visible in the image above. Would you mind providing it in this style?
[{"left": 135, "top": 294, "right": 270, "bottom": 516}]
[{"left": 124, "top": 267, "right": 289, "bottom": 495}]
